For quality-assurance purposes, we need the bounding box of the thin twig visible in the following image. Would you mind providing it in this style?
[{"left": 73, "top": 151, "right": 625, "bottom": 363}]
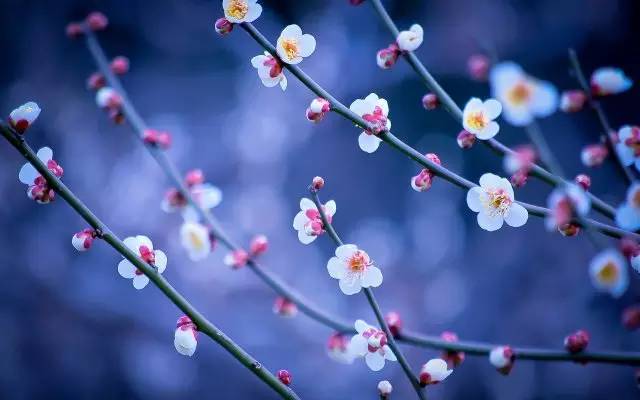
[
  {"left": 367, "top": 0, "right": 617, "bottom": 220},
  {"left": 309, "top": 190, "right": 426, "bottom": 400},
  {"left": 239, "top": 22, "right": 635, "bottom": 241},
  {"left": 0, "top": 123, "right": 300, "bottom": 400},
  {"left": 568, "top": 48, "right": 635, "bottom": 184}
]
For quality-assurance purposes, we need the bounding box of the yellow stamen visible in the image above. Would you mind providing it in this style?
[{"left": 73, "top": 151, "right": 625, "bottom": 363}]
[
  {"left": 598, "top": 261, "right": 619, "bottom": 284},
  {"left": 507, "top": 81, "right": 532, "bottom": 105},
  {"left": 466, "top": 111, "right": 486, "bottom": 130},
  {"left": 281, "top": 38, "right": 299, "bottom": 61},
  {"left": 189, "top": 231, "right": 204, "bottom": 250},
  {"left": 226, "top": 0, "right": 248, "bottom": 19},
  {"left": 348, "top": 251, "right": 369, "bottom": 272}
]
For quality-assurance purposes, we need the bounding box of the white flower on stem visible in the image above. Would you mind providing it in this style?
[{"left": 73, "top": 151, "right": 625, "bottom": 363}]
[
  {"left": 327, "top": 332, "right": 355, "bottom": 364},
  {"left": 615, "top": 125, "right": 640, "bottom": 171},
  {"left": 305, "top": 97, "right": 331, "bottom": 122},
  {"left": 222, "top": 0, "right": 262, "bottom": 23},
  {"left": 490, "top": 62, "right": 558, "bottom": 126},
  {"left": 9, "top": 101, "right": 41, "bottom": 134},
  {"left": 272, "top": 296, "right": 298, "bottom": 318},
  {"left": 251, "top": 52, "right": 287, "bottom": 91},
  {"left": 180, "top": 221, "right": 211, "bottom": 261},
  {"left": 117, "top": 235, "right": 167, "bottom": 290},
  {"left": 327, "top": 244, "right": 382, "bottom": 295},
  {"left": 589, "top": 249, "right": 628, "bottom": 298},
  {"left": 545, "top": 185, "right": 591, "bottom": 230},
  {"left": 489, "top": 346, "right": 515, "bottom": 375},
  {"left": 223, "top": 249, "right": 249, "bottom": 269},
  {"left": 466, "top": 173, "right": 528, "bottom": 231},
  {"left": 396, "top": 24, "right": 423, "bottom": 52},
  {"left": 462, "top": 97, "right": 502, "bottom": 140},
  {"left": 349, "top": 319, "right": 396, "bottom": 371},
  {"left": 276, "top": 24, "right": 316, "bottom": 65},
  {"left": 419, "top": 359, "right": 453, "bottom": 386},
  {"left": 174, "top": 316, "right": 198, "bottom": 357},
  {"left": 377, "top": 380, "right": 393, "bottom": 397},
  {"left": 95, "top": 87, "right": 122, "bottom": 109},
  {"left": 590, "top": 67, "right": 633, "bottom": 96},
  {"left": 18, "top": 147, "right": 63, "bottom": 204},
  {"left": 292, "top": 197, "right": 336, "bottom": 244},
  {"left": 349, "top": 93, "right": 391, "bottom": 153},
  {"left": 615, "top": 183, "right": 640, "bottom": 231},
  {"left": 72, "top": 229, "right": 96, "bottom": 252}
]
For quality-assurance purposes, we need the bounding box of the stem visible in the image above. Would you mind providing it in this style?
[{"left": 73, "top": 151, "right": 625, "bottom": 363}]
[
  {"left": 72, "top": 24, "right": 640, "bottom": 368},
  {"left": 309, "top": 190, "right": 426, "bottom": 400},
  {"left": 0, "top": 124, "right": 299, "bottom": 400},
  {"left": 238, "top": 22, "right": 632, "bottom": 240},
  {"left": 367, "top": 0, "right": 617, "bottom": 220},
  {"left": 568, "top": 48, "right": 635, "bottom": 184}
]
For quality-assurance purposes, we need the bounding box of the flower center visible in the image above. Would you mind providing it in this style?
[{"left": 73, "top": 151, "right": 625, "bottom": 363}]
[
  {"left": 189, "top": 231, "right": 204, "bottom": 250},
  {"left": 139, "top": 245, "right": 155, "bottom": 265},
  {"left": 362, "top": 106, "right": 387, "bottom": 134},
  {"left": 466, "top": 111, "right": 486, "bottom": 130},
  {"left": 507, "top": 81, "right": 532, "bottom": 105},
  {"left": 227, "top": 0, "right": 248, "bottom": 19},
  {"left": 263, "top": 56, "right": 282, "bottom": 78},
  {"left": 348, "top": 250, "right": 370, "bottom": 272},
  {"left": 598, "top": 261, "right": 619, "bottom": 284},
  {"left": 484, "top": 189, "right": 512, "bottom": 215},
  {"left": 281, "top": 38, "right": 299, "bottom": 61}
]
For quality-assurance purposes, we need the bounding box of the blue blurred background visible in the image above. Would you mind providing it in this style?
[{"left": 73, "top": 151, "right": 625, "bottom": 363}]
[{"left": 1, "top": 0, "right": 639, "bottom": 399}]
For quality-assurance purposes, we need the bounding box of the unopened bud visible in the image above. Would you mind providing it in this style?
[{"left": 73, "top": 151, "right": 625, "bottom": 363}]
[
  {"left": 560, "top": 90, "right": 587, "bottom": 113},
  {"left": 311, "top": 176, "right": 325, "bottom": 191},
  {"left": 385, "top": 311, "right": 402, "bottom": 337},
  {"left": 581, "top": 144, "right": 608, "bottom": 167},
  {"left": 65, "top": 22, "right": 84, "bottom": 38},
  {"left": 250, "top": 234, "right": 269, "bottom": 256},
  {"left": 110, "top": 56, "right": 130, "bottom": 75},
  {"left": 622, "top": 305, "right": 640, "bottom": 331},
  {"left": 215, "top": 17, "right": 234, "bottom": 35},
  {"left": 558, "top": 223, "right": 580, "bottom": 237},
  {"left": 378, "top": 380, "right": 393, "bottom": 397},
  {"left": 467, "top": 54, "right": 490, "bottom": 81},
  {"left": 422, "top": 93, "right": 439, "bottom": 110},
  {"left": 564, "top": 330, "right": 590, "bottom": 354},
  {"left": 277, "top": 369, "right": 292, "bottom": 386},
  {"left": 457, "top": 130, "right": 476, "bottom": 149},
  {"left": 86, "top": 11, "right": 108, "bottom": 31}
]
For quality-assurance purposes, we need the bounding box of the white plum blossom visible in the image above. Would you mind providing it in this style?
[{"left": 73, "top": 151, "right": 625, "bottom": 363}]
[
  {"left": 419, "top": 359, "right": 453, "bottom": 386},
  {"left": 489, "top": 346, "right": 515, "bottom": 375},
  {"left": 396, "top": 24, "right": 423, "bottom": 52},
  {"left": 462, "top": 97, "right": 502, "bottom": 140},
  {"left": 327, "top": 333, "right": 355, "bottom": 364},
  {"left": 251, "top": 52, "right": 287, "bottom": 91},
  {"left": 349, "top": 93, "right": 391, "bottom": 153},
  {"left": 490, "top": 62, "right": 558, "bottom": 126},
  {"left": 276, "top": 24, "right": 316, "bottom": 65},
  {"left": 9, "top": 101, "right": 41, "bottom": 134},
  {"left": 222, "top": 0, "right": 262, "bottom": 23},
  {"left": 18, "top": 147, "right": 63, "bottom": 204},
  {"left": 615, "top": 125, "right": 640, "bottom": 172},
  {"left": 180, "top": 221, "right": 211, "bottom": 261},
  {"left": 162, "top": 183, "right": 222, "bottom": 221},
  {"left": 349, "top": 319, "right": 397, "bottom": 371},
  {"left": 377, "top": 380, "right": 393, "bottom": 397},
  {"left": 72, "top": 229, "right": 96, "bottom": 252},
  {"left": 292, "top": 197, "right": 336, "bottom": 244},
  {"left": 327, "top": 244, "right": 383, "bottom": 295},
  {"left": 615, "top": 183, "right": 640, "bottom": 231},
  {"left": 117, "top": 235, "right": 167, "bottom": 290},
  {"left": 591, "top": 67, "right": 633, "bottom": 96},
  {"left": 95, "top": 87, "right": 121, "bottom": 109},
  {"left": 589, "top": 249, "right": 628, "bottom": 298},
  {"left": 174, "top": 316, "right": 198, "bottom": 356},
  {"left": 466, "top": 173, "right": 528, "bottom": 231}
]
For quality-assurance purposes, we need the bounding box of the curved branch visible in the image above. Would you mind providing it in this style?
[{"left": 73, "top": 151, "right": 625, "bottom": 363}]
[
  {"left": 239, "top": 22, "right": 636, "bottom": 241},
  {"left": 367, "top": 0, "right": 617, "bottom": 220},
  {"left": 0, "top": 124, "right": 299, "bottom": 400}
]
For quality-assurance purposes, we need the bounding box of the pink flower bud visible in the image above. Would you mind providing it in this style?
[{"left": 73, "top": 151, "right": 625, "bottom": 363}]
[
  {"left": 378, "top": 380, "right": 393, "bottom": 397},
  {"left": 250, "top": 234, "right": 269, "bottom": 256},
  {"left": 560, "top": 90, "right": 587, "bottom": 113},
  {"left": 510, "top": 170, "right": 528, "bottom": 188},
  {"left": 109, "top": 108, "right": 125, "bottom": 125},
  {"left": 277, "top": 370, "right": 292, "bottom": 386},
  {"left": 72, "top": 229, "right": 96, "bottom": 252},
  {"left": 385, "top": 311, "right": 403, "bottom": 337},
  {"left": 86, "top": 11, "right": 108, "bottom": 31},
  {"left": 184, "top": 169, "right": 205, "bottom": 187},
  {"left": 411, "top": 170, "right": 434, "bottom": 192},
  {"left": 558, "top": 223, "right": 580, "bottom": 237},
  {"left": 65, "top": 22, "right": 84, "bottom": 39},
  {"left": 564, "top": 330, "right": 590, "bottom": 354},
  {"left": 376, "top": 44, "right": 400, "bottom": 69},
  {"left": 457, "top": 130, "right": 476, "bottom": 149},
  {"left": 467, "top": 54, "right": 490, "bottom": 81},
  {"left": 620, "top": 237, "right": 640, "bottom": 259},
  {"left": 580, "top": 144, "right": 608, "bottom": 167},
  {"left": 306, "top": 98, "right": 331, "bottom": 123},
  {"left": 215, "top": 17, "right": 234, "bottom": 35},
  {"left": 224, "top": 249, "right": 249, "bottom": 269},
  {"left": 96, "top": 87, "right": 122, "bottom": 109},
  {"left": 425, "top": 153, "right": 441, "bottom": 166},
  {"left": 311, "top": 176, "right": 325, "bottom": 191},
  {"left": 272, "top": 296, "right": 298, "bottom": 317},
  {"left": 143, "top": 129, "right": 172, "bottom": 149},
  {"left": 421, "top": 93, "right": 439, "bottom": 110},
  {"left": 440, "top": 331, "right": 465, "bottom": 368},
  {"left": 349, "top": 0, "right": 366, "bottom": 5},
  {"left": 174, "top": 315, "right": 198, "bottom": 357},
  {"left": 489, "top": 346, "right": 515, "bottom": 375},
  {"left": 87, "top": 72, "right": 106, "bottom": 91},
  {"left": 574, "top": 174, "right": 591, "bottom": 191},
  {"left": 419, "top": 359, "right": 453, "bottom": 386},
  {"left": 9, "top": 102, "right": 41, "bottom": 134},
  {"left": 110, "top": 56, "right": 130, "bottom": 75},
  {"left": 622, "top": 305, "right": 640, "bottom": 331}
]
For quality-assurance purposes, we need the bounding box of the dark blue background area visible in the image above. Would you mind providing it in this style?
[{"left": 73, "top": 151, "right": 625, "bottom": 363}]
[{"left": 1, "top": 0, "right": 639, "bottom": 399}]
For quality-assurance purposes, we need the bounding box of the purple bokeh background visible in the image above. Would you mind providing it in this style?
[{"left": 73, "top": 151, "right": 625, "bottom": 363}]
[{"left": 1, "top": 0, "right": 639, "bottom": 399}]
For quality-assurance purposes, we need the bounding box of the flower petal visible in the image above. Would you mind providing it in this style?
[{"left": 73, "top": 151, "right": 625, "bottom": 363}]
[
  {"left": 483, "top": 99, "right": 503, "bottom": 120},
  {"left": 298, "top": 34, "right": 316, "bottom": 57},
  {"left": 358, "top": 132, "right": 382, "bottom": 153},
  {"left": 133, "top": 275, "right": 150, "bottom": 290},
  {"left": 365, "top": 352, "right": 385, "bottom": 371},
  {"left": 117, "top": 259, "right": 137, "bottom": 278},
  {"left": 504, "top": 203, "right": 528, "bottom": 227},
  {"left": 293, "top": 211, "right": 307, "bottom": 230},
  {"left": 154, "top": 250, "right": 167, "bottom": 273},
  {"left": 36, "top": 147, "right": 53, "bottom": 163},
  {"left": 362, "top": 266, "right": 383, "bottom": 288},
  {"left": 300, "top": 197, "right": 316, "bottom": 211},
  {"left": 280, "top": 24, "right": 302, "bottom": 39},
  {"left": 339, "top": 277, "right": 362, "bottom": 295},
  {"left": 479, "top": 173, "right": 501, "bottom": 190},
  {"left": 477, "top": 212, "right": 504, "bottom": 231},
  {"left": 466, "top": 187, "right": 483, "bottom": 212},
  {"left": 336, "top": 244, "right": 358, "bottom": 259},
  {"left": 327, "top": 257, "right": 346, "bottom": 279},
  {"left": 324, "top": 200, "right": 337, "bottom": 216},
  {"left": 476, "top": 121, "right": 499, "bottom": 140},
  {"left": 18, "top": 163, "right": 38, "bottom": 185},
  {"left": 298, "top": 230, "right": 317, "bottom": 244},
  {"left": 349, "top": 334, "right": 368, "bottom": 356}
]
